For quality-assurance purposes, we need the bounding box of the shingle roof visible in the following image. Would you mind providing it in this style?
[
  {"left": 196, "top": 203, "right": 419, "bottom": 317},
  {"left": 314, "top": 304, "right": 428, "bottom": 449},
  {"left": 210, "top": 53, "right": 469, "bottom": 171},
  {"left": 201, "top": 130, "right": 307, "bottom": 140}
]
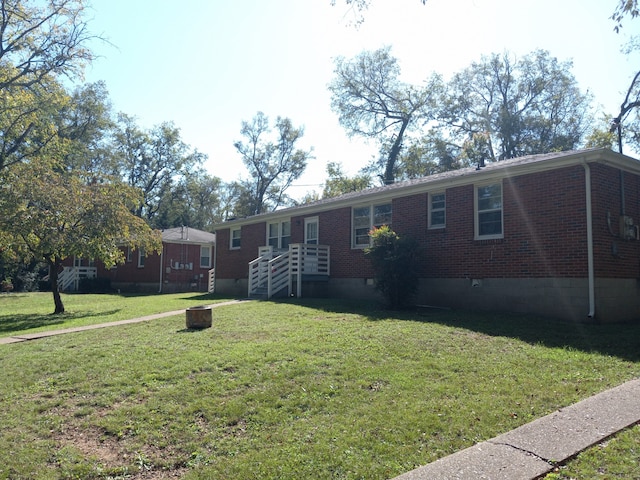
[
  {"left": 220, "top": 148, "right": 639, "bottom": 227},
  {"left": 161, "top": 227, "right": 215, "bottom": 244}
]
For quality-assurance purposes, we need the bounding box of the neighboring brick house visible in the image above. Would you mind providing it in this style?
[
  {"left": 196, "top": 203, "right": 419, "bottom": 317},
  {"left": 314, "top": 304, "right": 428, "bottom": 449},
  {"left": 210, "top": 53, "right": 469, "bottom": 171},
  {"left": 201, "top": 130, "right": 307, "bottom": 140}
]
[
  {"left": 213, "top": 148, "right": 640, "bottom": 323},
  {"left": 63, "top": 227, "right": 215, "bottom": 293}
]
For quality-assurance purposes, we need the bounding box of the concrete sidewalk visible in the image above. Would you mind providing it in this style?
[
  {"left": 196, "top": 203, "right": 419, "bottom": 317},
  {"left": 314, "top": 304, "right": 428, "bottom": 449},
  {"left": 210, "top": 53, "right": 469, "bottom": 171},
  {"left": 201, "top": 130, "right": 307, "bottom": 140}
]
[
  {"left": 0, "top": 300, "right": 247, "bottom": 345},
  {"left": 393, "top": 378, "right": 640, "bottom": 480}
]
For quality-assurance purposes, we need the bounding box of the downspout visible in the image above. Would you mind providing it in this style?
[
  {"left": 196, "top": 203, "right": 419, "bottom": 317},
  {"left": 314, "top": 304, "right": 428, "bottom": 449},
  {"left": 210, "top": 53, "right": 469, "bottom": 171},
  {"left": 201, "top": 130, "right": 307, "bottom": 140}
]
[
  {"left": 212, "top": 232, "right": 218, "bottom": 293},
  {"left": 583, "top": 162, "right": 595, "bottom": 319},
  {"left": 158, "top": 244, "right": 164, "bottom": 293}
]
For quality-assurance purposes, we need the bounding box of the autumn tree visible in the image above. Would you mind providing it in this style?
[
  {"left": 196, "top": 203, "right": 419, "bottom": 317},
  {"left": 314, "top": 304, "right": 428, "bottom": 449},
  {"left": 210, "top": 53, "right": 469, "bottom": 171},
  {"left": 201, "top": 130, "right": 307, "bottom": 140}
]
[
  {"left": 329, "top": 46, "right": 438, "bottom": 184},
  {"left": 0, "top": 162, "right": 161, "bottom": 313},
  {"left": 233, "top": 112, "right": 312, "bottom": 216}
]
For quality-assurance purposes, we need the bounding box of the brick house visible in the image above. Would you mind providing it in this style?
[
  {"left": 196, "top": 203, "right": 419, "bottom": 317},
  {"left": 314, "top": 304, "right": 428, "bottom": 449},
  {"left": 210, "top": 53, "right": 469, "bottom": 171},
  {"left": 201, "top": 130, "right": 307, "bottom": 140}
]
[
  {"left": 212, "top": 149, "right": 640, "bottom": 323},
  {"left": 62, "top": 227, "right": 215, "bottom": 293}
]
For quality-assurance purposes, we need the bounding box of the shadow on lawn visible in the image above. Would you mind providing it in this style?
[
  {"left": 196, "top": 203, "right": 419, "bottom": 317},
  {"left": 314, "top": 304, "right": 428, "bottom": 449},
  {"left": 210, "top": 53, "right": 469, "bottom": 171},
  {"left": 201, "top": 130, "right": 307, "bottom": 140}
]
[
  {"left": 292, "top": 298, "right": 640, "bottom": 363},
  {"left": 0, "top": 310, "right": 121, "bottom": 334}
]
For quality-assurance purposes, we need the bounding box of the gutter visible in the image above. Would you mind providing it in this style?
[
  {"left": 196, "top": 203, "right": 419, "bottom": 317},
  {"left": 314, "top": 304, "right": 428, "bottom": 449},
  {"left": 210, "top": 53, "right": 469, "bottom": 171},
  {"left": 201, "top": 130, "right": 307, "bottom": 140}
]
[{"left": 583, "top": 162, "right": 595, "bottom": 319}]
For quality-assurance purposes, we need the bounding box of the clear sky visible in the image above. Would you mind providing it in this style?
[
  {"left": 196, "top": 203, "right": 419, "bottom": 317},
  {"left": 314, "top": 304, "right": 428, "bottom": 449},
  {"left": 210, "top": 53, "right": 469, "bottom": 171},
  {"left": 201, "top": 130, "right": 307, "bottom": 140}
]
[{"left": 84, "top": 0, "right": 639, "bottom": 199}]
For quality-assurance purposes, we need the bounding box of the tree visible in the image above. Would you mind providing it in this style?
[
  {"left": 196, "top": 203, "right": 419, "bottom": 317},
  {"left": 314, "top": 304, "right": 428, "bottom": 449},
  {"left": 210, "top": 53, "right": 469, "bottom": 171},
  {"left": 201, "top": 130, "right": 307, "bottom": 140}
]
[
  {"left": 154, "top": 169, "right": 224, "bottom": 231},
  {"left": 330, "top": 0, "right": 427, "bottom": 25},
  {"left": 328, "top": 47, "right": 438, "bottom": 184},
  {"left": 0, "top": 162, "right": 161, "bottom": 314},
  {"left": 364, "top": 225, "right": 420, "bottom": 309},
  {"left": 612, "top": 0, "right": 639, "bottom": 31},
  {"left": 434, "top": 50, "right": 592, "bottom": 165},
  {"left": 110, "top": 114, "right": 206, "bottom": 224},
  {"left": 322, "top": 161, "right": 372, "bottom": 198},
  {"left": 0, "top": 0, "right": 95, "bottom": 91},
  {"left": 234, "top": 112, "right": 312, "bottom": 216}
]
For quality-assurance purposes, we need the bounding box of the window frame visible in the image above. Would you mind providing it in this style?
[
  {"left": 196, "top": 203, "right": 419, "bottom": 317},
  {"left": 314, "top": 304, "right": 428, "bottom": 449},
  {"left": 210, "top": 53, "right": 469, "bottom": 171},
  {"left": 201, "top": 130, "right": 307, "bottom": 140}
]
[
  {"left": 200, "top": 245, "right": 212, "bottom": 268},
  {"left": 137, "top": 248, "right": 146, "bottom": 268},
  {"left": 230, "top": 227, "right": 241, "bottom": 250},
  {"left": 429, "top": 192, "right": 446, "bottom": 229},
  {"left": 475, "top": 181, "right": 504, "bottom": 240},
  {"left": 352, "top": 203, "right": 392, "bottom": 249},
  {"left": 267, "top": 220, "right": 291, "bottom": 250}
]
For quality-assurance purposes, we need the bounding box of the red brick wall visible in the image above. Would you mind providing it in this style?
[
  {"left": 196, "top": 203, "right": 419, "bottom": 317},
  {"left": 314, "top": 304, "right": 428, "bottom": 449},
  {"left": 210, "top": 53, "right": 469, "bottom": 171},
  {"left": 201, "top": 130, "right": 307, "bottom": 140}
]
[
  {"left": 591, "top": 163, "right": 640, "bottom": 278},
  {"left": 215, "top": 162, "right": 640, "bottom": 283}
]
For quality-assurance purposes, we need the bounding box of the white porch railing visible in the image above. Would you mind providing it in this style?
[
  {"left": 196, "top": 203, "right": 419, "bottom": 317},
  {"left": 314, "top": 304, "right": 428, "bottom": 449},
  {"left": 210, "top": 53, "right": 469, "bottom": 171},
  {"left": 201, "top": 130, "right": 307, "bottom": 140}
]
[
  {"left": 248, "top": 244, "right": 329, "bottom": 299},
  {"left": 208, "top": 268, "right": 215, "bottom": 293},
  {"left": 58, "top": 266, "right": 97, "bottom": 291}
]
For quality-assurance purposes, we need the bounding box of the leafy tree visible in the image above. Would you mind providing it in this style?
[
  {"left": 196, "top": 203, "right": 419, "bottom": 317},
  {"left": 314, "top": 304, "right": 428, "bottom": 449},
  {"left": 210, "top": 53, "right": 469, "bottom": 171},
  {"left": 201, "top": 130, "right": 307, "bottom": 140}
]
[
  {"left": 0, "top": 69, "right": 69, "bottom": 171},
  {"left": 154, "top": 169, "right": 224, "bottom": 231},
  {"left": 322, "top": 161, "right": 372, "bottom": 198},
  {"left": 0, "top": 0, "right": 95, "bottom": 90},
  {"left": 610, "top": 70, "right": 640, "bottom": 154},
  {"left": 233, "top": 112, "right": 312, "bottom": 216},
  {"left": 110, "top": 114, "right": 206, "bottom": 223},
  {"left": 0, "top": 162, "right": 161, "bottom": 314},
  {"left": 364, "top": 225, "right": 420, "bottom": 309},
  {"left": 329, "top": 47, "right": 439, "bottom": 184},
  {"left": 58, "top": 81, "right": 114, "bottom": 173},
  {"left": 434, "top": 50, "right": 592, "bottom": 164},
  {"left": 612, "top": 0, "right": 639, "bottom": 31}
]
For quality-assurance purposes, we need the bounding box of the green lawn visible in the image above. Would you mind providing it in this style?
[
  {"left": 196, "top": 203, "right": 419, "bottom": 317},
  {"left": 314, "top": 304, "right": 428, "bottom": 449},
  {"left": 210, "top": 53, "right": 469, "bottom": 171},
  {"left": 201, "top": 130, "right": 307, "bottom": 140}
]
[
  {"left": 0, "top": 291, "right": 230, "bottom": 337},
  {"left": 0, "top": 295, "right": 638, "bottom": 479}
]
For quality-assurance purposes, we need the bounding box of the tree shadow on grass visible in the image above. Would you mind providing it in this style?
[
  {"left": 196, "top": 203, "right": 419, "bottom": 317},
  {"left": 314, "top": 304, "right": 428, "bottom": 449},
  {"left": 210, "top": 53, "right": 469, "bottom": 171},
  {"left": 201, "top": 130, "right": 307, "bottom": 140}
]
[
  {"left": 288, "top": 297, "right": 640, "bottom": 363},
  {"left": 0, "top": 310, "right": 121, "bottom": 335}
]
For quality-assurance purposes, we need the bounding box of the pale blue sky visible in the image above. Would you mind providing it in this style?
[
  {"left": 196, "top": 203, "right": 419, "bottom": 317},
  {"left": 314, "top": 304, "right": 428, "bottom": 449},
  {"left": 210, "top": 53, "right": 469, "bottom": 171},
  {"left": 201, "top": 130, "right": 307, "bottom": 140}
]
[{"left": 84, "top": 0, "right": 639, "bottom": 199}]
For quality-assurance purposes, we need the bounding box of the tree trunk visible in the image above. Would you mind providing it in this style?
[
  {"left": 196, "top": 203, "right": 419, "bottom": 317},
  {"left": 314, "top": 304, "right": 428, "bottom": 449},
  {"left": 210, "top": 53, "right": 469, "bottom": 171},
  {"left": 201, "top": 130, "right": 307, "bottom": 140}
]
[
  {"left": 47, "top": 258, "right": 65, "bottom": 314},
  {"left": 383, "top": 118, "right": 409, "bottom": 185}
]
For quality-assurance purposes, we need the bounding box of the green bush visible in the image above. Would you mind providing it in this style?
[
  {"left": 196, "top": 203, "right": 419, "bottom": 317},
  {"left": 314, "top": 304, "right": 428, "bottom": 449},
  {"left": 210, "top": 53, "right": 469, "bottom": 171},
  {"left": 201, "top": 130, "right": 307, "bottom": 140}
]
[{"left": 364, "top": 225, "right": 420, "bottom": 309}]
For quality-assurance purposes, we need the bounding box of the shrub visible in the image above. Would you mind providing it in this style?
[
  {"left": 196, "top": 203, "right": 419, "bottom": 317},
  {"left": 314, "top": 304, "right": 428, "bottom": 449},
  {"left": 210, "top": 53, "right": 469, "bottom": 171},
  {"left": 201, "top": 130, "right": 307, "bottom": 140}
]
[{"left": 364, "top": 225, "right": 420, "bottom": 309}]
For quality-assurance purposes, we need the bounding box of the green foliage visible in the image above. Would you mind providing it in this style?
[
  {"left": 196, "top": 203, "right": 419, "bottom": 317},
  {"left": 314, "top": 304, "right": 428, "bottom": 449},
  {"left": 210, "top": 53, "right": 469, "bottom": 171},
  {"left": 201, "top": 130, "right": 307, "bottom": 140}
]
[
  {"left": 322, "top": 161, "right": 372, "bottom": 198},
  {"left": 233, "top": 112, "right": 312, "bottom": 216},
  {"left": 364, "top": 225, "right": 420, "bottom": 309}
]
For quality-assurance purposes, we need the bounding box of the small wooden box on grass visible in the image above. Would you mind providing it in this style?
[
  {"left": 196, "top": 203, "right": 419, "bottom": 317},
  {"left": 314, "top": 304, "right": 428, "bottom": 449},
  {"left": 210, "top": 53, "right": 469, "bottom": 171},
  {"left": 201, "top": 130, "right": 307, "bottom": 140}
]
[{"left": 186, "top": 305, "right": 212, "bottom": 329}]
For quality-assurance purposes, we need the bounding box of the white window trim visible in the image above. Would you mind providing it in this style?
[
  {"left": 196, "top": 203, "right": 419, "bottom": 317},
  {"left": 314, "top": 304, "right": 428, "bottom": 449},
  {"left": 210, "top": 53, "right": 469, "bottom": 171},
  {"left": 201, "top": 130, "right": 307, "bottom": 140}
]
[
  {"left": 266, "top": 220, "right": 291, "bottom": 250},
  {"left": 474, "top": 181, "right": 504, "bottom": 240},
  {"left": 428, "top": 192, "right": 446, "bottom": 229},
  {"left": 200, "top": 245, "right": 212, "bottom": 268},
  {"left": 230, "top": 227, "right": 241, "bottom": 250},
  {"left": 352, "top": 203, "right": 392, "bottom": 249},
  {"left": 304, "top": 216, "right": 319, "bottom": 245},
  {"left": 137, "top": 248, "right": 146, "bottom": 268}
]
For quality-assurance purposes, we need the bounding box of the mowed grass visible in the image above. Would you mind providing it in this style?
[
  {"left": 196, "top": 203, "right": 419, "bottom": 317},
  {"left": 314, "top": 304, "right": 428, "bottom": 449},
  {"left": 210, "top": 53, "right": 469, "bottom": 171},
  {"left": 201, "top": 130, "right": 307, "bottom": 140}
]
[
  {"left": 0, "top": 291, "right": 230, "bottom": 337},
  {"left": 0, "top": 296, "right": 639, "bottom": 479}
]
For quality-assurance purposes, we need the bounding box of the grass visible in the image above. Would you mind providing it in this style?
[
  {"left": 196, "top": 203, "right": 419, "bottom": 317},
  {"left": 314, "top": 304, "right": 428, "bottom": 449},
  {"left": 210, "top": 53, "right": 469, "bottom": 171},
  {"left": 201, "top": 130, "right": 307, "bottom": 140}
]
[
  {"left": 0, "top": 291, "right": 229, "bottom": 337},
  {"left": 0, "top": 295, "right": 639, "bottom": 479},
  {"left": 543, "top": 424, "right": 640, "bottom": 479}
]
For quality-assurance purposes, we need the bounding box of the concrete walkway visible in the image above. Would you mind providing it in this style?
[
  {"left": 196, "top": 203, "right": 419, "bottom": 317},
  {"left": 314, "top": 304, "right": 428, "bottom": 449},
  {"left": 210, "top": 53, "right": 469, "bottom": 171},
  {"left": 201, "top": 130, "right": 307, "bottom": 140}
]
[
  {"left": 394, "top": 378, "right": 640, "bottom": 480},
  {"left": 0, "top": 300, "right": 247, "bottom": 345},
  {"left": 2, "top": 302, "right": 638, "bottom": 479}
]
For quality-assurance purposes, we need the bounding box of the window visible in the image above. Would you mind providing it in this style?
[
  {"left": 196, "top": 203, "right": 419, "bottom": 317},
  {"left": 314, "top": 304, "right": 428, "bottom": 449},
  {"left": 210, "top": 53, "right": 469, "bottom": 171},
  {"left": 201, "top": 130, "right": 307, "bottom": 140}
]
[
  {"left": 429, "top": 193, "right": 446, "bottom": 228},
  {"left": 126, "top": 247, "right": 133, "bottom": 262},
  {"left": 352, "top": 203, "right": 392, "bottom": 248},
  {"left": 305, "top": 217, "right": 318, "bottom": 244},
  {"left": 230, "top": 228, "right": 241, "bottom": 249},
  {"left": 476, "top": 183, "right": 503, "bottom": 239},
  {"left": 138, "top": 248, "right": 146, "bottom": 268},
  {"left": 267, "top": 221, "right": 291, "bottom": 249},
  {"left": 200, "top": 245, "right": 211, "bottom": 268}
]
